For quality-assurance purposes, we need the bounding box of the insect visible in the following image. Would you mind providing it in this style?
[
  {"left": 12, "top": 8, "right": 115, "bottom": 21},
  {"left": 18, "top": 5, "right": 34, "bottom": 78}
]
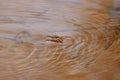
[{"left": 46, "top": 35, "right": 63, "bottom": 43}]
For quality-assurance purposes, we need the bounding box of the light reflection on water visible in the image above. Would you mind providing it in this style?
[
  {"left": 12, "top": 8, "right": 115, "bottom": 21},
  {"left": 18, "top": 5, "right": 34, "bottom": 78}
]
[{"left": 0, "top": 0, "right": 120, "bottom": 80}]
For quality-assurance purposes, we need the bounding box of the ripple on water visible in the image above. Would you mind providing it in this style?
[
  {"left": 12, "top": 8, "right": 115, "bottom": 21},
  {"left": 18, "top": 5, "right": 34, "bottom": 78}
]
[
  {"left": 0, "top": 0, "right": 120, "bottom": 79},
  {"left": 0, "top": 24, "right": 120, "bottom": 74}
]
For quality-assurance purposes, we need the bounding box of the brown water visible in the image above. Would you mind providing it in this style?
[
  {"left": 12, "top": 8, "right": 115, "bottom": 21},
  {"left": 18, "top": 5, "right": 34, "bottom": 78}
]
[{"left": 0, "top": 0, "right": 120, "bottom": 80}]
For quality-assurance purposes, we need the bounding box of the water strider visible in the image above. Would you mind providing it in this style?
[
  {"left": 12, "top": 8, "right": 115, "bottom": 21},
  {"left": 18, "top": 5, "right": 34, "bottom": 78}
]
[{"left": 0, "top": 0, "right": 120, "bottom": 80}]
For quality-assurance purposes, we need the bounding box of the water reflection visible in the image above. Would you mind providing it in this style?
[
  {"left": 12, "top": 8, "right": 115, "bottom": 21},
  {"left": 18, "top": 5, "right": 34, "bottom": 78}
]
[{"left": 0, "top": 0, "right": 120, "bottom": 80}]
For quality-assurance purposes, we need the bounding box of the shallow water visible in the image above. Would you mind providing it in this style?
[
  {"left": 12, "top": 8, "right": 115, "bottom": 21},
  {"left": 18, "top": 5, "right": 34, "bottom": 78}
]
[{"left": 0, "top": 0, "right": 120, "bottom": 80}]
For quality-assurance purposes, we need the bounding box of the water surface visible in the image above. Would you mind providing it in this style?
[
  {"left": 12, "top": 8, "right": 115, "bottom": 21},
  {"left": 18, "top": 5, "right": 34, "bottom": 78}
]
[{"left": 0, "top": 0, "right": 120, "bottom": 80}]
